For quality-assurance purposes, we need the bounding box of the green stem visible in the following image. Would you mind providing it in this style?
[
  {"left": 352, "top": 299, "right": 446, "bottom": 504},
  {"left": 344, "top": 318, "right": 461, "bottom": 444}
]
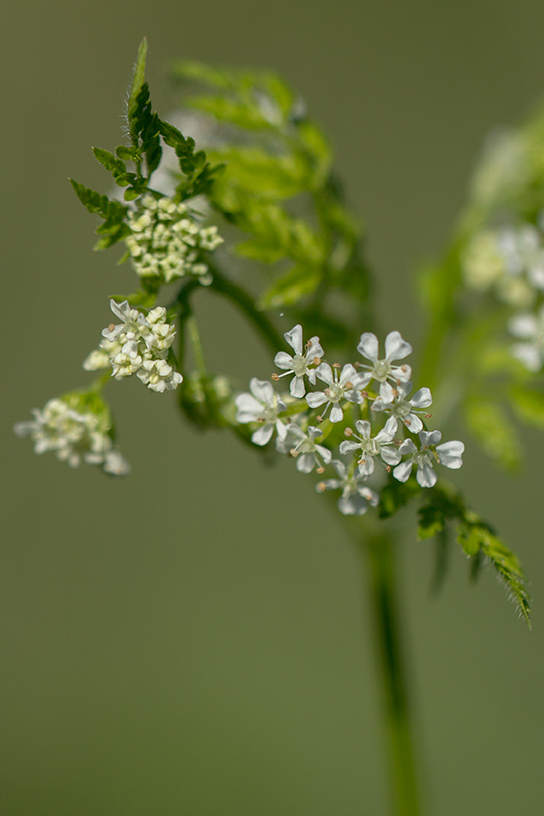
[
  {"left": 363, "top": 531, "right": 422, "bottom": 816},
  {"left": 208, "top": 266, "right": 284, "bottom": 354},
  {"left": 186, "top": 313, "right": 208, "bottom": 380}
]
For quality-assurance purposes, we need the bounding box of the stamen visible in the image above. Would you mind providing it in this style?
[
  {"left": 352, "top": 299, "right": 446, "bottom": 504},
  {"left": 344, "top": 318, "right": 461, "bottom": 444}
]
[
  {"left": 316, "top": 465, "right": 325, "bottom": 474},
  {"left": 312, "top": 356, "right": 321, "bottom": 366},
  {"left": 344, "top": 428, "right": 353, "bottom": 437},
  {"left": 271, "top": 373, "right": 279, "bottom": 381},
  {"left": 316, "top": 481, "right": 326, "bottom": 492}
]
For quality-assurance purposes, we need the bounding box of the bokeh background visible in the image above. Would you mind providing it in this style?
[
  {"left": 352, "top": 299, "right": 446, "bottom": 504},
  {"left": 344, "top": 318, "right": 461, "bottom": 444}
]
[{"left": 3, "top": 1, "right": 544, "bottom": 813}]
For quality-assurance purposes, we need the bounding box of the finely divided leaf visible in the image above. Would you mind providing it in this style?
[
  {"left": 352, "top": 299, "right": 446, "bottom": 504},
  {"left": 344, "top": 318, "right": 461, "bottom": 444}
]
[
  {"left": 418, "top": 485, "right": 531, "bottom": 628},
  {"left": 127, "top": 38, "right": 148, "bottom": 140},
  {"left": 457, "top": 518, "right": 531, "bottom": 629}
]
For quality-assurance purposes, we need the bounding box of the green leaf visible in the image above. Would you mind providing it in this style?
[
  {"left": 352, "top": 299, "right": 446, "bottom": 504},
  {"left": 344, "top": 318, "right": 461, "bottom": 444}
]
[
  {"left": 208, "top": 146, "right": 309, "bottom": 199},
  {"left": 186, "top": 94, "right": 273, "bottom": 131},
  {"left": 127, "top": 38, "right": 148, "bottom": 140},
  {"left": 419, "top": 484, "right": 531, "bottom": 628},
  {"left": 457, "top": 518, "right": 531, "bottom": 629},
  {"left": 465, "top": 396, "right": 521, "bottom": 470},
  {"left": 510, "top": 385, "right": 544, "bottom": 429},
  {"left": 69, "top": 179, "right": 126, "bottom": 221},
  {"left": 92, "top": 147, "right": 127, "bottom": 176},
  {"left": 116, "top": 145, "right": 141, "bottom": 162},
  {"left": 259, "top": 264, "right": 322, "bottom": 309}
]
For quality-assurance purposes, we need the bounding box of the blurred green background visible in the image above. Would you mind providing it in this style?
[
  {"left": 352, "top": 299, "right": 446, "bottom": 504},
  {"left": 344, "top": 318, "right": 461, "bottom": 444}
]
[{"left": 3, "top": 1, "right": 544, "bottom": 814}]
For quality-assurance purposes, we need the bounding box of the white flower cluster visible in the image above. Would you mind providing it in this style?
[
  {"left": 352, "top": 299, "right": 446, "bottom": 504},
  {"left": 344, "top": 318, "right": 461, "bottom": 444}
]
[
  {"left": 462, "top": 219, "right": 544, "bottom": 371},
  {"left": 235, "top": 325, "right": 464, "bottom": 516},
  {"left": 124, "top": 194, "right": 223, "bottom": 285},
  {"left": 14, "top": 397, "right": 130, "bottom": 475},
  {"left": 83, "top": 300, "right": 183, "bottom": 393}
]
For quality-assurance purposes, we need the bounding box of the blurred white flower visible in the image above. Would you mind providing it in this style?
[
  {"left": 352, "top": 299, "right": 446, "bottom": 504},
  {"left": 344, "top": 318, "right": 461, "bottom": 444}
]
[{"left": 316, "top": 460, "right": 379, "bottom": 515}]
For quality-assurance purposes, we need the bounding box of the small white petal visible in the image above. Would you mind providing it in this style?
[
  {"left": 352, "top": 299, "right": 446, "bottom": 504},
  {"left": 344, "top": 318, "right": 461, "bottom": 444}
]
[
  {"left": 357, "top": 332, "right": 379, "bottom": 362},
  {"left": 393, "top": 460, "right": 413, "bottom": 483},
  {"left": 284, "top": 324, "right": 303, "bottom": 355},
  {"left": 274, "top": 351, "right": 293, "bottom": 371},
  {"left": 417, "top": 462, "right": 437, "bottom": 488},
  {"left": 249, "top": 378, "right": 274, "bottom": 404},
  {"left": 410, "top": 387, "right": 433, "bottom": 409},
  {"left": 290, "top": 376, "right": 306, "bottom": 398},
  {"left": 315, "top": 362, "right": 333, "bottom": 385},
  {"left": 419, "top": 430, "right": 441, "bottom": 448},
  {"left": 252, "top": 424, "right": 274, "bottom": 446},
  {"left": 384, "top": 331, "right": 412, "bottom": 361},
  {"left": 329, "top": 405, "right": 344, "bottom": 423},
  {"left": 306, "top": 391, "right": 328, "bottom": 409}
]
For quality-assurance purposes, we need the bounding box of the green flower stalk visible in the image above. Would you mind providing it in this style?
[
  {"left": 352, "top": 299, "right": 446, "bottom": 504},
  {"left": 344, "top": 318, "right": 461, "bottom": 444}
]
[{"left": 15, "top": 37, "right": 541, "bottom": 815}]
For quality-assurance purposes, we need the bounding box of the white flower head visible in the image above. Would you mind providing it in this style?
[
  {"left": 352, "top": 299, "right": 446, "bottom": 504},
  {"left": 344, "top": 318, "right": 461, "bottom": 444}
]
[
  {"left": 339, "top": 416, "right": 401, "bottom": 475},
  {"left": 235, "top": 378, "right": 287, "bottom": 446},
  {"left": 89, "top": 300, "right": 182, "bottom": 391},
  {"left": 273, "top": 325, "right": 324, "bottom": 397},
  {"left": 136, "top": 357, "right": 183, "bottom": 392},
  {"left": 393, "top": 430, "right": 464, "bottom": 488},
  {"left": 356, "top": 331, "right": 412, "bottom": 398},
  {"left": 14, "top": 396, "right": 130, "bottom": 475},
  {"left": 305, "top": 363, "right": 367, "bottom": 423},
  {"left": 508, "top": 305, "right": 544, "bottom": 372},
  {"left": 371, "top": 381, "right": 433, "bottom": 433},
  {"left": 316, "top": 460, "right": 379, "bottom": 516},
  {"left": 280, "top": 424, "right": 332, "bottom": 473}
]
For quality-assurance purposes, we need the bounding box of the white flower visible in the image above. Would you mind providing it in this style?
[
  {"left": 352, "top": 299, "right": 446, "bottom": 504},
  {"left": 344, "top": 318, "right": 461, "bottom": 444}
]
[
  {"left": 102, "top": 299, "right": 150, "bottom": 351},
  {"left": 316, "top": 460, "right": 379, "bottom": 516},
  {"left": 305, "top": 363, "right": 367, "bottom": 422},
  {"left": 339, "top": 416, "right": 401, "bottom": 475},
  {"left": 273, "top": 325, "right": 324, "bottom": 397},
  {"left": 136, "top": 358, "right": 183, "bottom": 392},
  {"left": 508, "top": 305, "right": 544, "bottom": 372},
  {"left": 235, "top": 378, "right": 287, "bottom": 446},
  {"left": 280, "top": 424, "right": 332, "bottom": 473},
  {"left": 14, "top": 397, "right": 130, "bottom": 475},
  {"left": 87, "top": 300, "right": 183, "bottom": 391},
  {"left": 393, "top": 430, "right": 464, "bottom": 488},
  {"left": 371, "top": 381, "right": 432, "bottom": 433},
  {"left": 356, "top": 331, "right": 412, "bottom": 397},
  {"left": 103, "top": 449, "right": 131, "bottom": 476}
]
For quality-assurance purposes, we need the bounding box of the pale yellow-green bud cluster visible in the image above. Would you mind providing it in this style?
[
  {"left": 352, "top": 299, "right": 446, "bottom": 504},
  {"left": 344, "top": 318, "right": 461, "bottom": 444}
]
[{"left": 124, "top": 194, "right": 223, "bottom": 284}]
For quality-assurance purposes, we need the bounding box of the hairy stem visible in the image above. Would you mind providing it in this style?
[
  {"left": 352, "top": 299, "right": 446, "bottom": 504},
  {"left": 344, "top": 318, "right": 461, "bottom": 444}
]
[{"left": 363, "top": 531, "right": 422, "bottom": 816}]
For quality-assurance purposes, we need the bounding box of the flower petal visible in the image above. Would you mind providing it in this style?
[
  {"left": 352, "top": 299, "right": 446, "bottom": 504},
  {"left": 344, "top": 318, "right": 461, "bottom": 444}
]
[
  {"left": 306, "top": 391, "right": 328, "bottom": 408},
  {"left": 416, "top": 462, "right": 437, "bottom": 488},
  {"left": 249, "top": 378, "right": 274, "bottom": 404},
  {"left": 284, "top": 324, "right": 303, "bottom": 355},
  {"left": 274, "top": 351, "right": 293, "bottom": 371},
  {"left": 252, "top": 424, "right": 274, "bottom": 446},
  {"left": 393, "top": 460, "right": 413, "bottom": 482},
  {"left": 436, "top": 440, "right": 464, "bottom": 468},
  {"left": 357, "top": 332, "right": 379, "bottom": 362},
  {"left": 384, "top": 331, "right": 412, "bottom": 361}
]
